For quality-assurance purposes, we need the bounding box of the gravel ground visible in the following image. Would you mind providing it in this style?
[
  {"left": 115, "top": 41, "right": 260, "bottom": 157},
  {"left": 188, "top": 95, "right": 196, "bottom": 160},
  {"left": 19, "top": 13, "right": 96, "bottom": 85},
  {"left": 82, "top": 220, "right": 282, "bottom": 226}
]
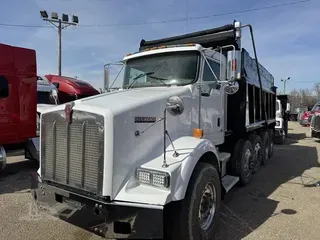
[{"left": 0, "top": 122, "right": 320, "bottom": 240}]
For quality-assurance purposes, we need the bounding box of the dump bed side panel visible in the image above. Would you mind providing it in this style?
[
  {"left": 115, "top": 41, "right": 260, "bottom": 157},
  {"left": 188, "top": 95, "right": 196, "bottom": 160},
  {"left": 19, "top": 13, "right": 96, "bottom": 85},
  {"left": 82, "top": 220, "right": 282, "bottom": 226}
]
[{"left": 242, "top": 48, "right": 274, "bottom": 92}]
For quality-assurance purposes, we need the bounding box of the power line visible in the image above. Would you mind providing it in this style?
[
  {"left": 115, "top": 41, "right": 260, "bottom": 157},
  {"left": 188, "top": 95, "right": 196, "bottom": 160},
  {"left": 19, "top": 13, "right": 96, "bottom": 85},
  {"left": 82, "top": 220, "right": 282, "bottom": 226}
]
[
  {"left": 80, "top": 0, "right": 312, "bottom": 27},
  {"left": 0, "top": 0, "right": 312, "bottom": 29},
  {"left": 0, "top": 23, "right": 50, "bottom": 28}
]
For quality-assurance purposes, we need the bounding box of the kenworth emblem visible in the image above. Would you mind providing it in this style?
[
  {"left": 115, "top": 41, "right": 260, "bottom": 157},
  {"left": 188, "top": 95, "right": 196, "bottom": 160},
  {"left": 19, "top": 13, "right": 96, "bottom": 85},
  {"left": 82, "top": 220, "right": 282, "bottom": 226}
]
[{"left": 65, "top": 102, "right": 75, "bottom": 123}]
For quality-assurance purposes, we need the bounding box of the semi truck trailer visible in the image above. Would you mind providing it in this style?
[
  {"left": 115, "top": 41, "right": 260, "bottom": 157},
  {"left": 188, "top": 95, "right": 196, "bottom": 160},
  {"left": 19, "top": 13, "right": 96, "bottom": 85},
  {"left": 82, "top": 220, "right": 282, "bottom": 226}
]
[{"left": 31, "top": 20, "right": 276, "bottom": 239}]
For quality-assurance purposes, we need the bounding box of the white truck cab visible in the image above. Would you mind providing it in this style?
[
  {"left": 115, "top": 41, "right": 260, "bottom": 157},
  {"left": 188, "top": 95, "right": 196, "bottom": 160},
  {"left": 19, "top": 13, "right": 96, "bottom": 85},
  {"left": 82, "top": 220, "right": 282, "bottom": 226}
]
[
  {"left": 275, "top": 96, "right": 290, "bottom": 144},
  {"left": 275, "top": 99, "right": 284, "bottom": 142},
  {"left": 31, "top": 21, "right": 277, "bottom": 240}
]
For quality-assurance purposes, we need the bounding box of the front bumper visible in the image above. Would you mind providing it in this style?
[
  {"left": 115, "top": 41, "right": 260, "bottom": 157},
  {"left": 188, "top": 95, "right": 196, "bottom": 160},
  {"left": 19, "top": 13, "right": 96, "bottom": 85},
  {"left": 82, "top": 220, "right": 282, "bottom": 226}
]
[
  {"left": 30, "top": 174, "right": 163, "bottom": 239},
  {"left": 275, "top": 129, "right": 285, "bottom": 141}
]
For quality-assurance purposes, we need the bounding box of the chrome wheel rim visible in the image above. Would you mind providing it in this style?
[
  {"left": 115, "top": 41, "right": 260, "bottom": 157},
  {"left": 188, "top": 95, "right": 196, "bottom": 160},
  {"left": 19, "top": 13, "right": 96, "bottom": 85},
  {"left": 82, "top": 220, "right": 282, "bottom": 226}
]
[
  {"left": 199, "top": 182, "right": 216, "bottom": 230},
  {"left": 244, "top": 149, "right": 251, "bottom": 176}
]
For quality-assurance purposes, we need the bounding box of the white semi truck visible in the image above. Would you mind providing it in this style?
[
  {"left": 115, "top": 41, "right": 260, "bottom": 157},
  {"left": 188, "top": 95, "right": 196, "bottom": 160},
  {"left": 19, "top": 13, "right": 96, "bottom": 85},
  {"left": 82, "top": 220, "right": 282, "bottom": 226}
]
[{"left": 31, "top": 21, "right": 277, "bottom": 239}]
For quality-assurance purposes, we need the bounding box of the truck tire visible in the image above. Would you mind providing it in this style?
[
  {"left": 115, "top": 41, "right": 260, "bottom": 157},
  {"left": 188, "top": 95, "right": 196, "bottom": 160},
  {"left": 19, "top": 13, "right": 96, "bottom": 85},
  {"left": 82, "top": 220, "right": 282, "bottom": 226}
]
[
  {"left": 259, "top": 131, "right": 269, "bottom": 165},
  {"left": 165, "top": 162, "right": 221, "bottom": 240},
  {"left": 248, "top": 134, "right": 262, "bottom": 174},
  {"left": 231, "top": 139, "right": 253, "bottom": 186},
  {"left": 267, "top": 129, "right": 274, "bottom": 158}
]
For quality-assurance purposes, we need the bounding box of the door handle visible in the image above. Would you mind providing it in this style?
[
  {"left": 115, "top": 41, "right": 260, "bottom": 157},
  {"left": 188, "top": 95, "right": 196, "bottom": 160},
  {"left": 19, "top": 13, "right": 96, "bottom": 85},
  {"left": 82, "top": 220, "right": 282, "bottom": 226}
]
[{"left": 217, "top": 118, "right": 220, "bottom": 127}]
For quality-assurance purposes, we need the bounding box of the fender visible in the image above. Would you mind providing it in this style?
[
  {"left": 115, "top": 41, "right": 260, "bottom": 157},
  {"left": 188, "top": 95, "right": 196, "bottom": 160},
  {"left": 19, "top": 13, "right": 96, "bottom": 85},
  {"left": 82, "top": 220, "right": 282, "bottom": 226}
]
[{"left": 114, "top": 136, "right": 220, "bottom": 206}]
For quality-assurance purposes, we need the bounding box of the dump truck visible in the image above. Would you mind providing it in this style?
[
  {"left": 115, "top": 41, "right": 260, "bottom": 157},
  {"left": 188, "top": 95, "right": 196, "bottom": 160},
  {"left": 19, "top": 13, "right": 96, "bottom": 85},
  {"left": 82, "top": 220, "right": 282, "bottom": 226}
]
[
  {"left": 275, "top": 94, "right": 290, "bottom": 144},
  {"left": 31, "top": 20, "right": 277, "bottom": 239}
]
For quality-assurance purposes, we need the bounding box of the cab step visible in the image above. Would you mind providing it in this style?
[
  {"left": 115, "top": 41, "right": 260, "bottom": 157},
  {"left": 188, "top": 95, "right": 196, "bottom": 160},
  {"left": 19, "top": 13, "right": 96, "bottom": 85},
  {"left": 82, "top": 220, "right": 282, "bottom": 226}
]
[
  {"left": 218, "top": 152, "right": 230, "bottom": 163},
  {"left": 222, "top": 175, "right": 239, "bottom": 193},
  {"left": 218, "top": 152, "right": 230, "bottom": 176}
]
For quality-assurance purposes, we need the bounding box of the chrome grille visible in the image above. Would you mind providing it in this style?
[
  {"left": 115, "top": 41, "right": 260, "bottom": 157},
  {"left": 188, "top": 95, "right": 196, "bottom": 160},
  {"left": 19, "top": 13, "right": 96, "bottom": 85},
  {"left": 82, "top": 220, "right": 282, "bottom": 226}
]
[
  {"left": 41, "top": 110, "right": 104, "bottom": 194},
  {"left": 311, "top": 114, "right": 320, "bottom": 132}
]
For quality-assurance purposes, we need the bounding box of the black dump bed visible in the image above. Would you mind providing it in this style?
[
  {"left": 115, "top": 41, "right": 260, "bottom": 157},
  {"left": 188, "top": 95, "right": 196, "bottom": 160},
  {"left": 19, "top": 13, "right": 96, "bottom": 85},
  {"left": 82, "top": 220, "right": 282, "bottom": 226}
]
[
  {"left": 139, "top": 21, "right": 276, "bottom": 136},
  {"left": 140, "top": 23, "right": 239, "bottom": 50}
]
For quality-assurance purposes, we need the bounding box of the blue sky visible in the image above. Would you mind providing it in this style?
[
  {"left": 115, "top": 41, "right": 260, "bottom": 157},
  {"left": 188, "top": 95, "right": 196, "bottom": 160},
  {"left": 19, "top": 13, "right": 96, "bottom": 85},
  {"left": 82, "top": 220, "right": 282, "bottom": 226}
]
[{"left": 0, "top": 0, "right": 319, "bottom": 92}]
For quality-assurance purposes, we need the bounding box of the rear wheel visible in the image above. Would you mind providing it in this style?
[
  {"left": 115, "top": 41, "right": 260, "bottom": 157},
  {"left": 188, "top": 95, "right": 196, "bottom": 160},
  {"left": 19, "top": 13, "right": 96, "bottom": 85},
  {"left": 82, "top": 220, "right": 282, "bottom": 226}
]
[
  {"left": 259, "top": 131, "right": 270, "bottom": 165},
  {"left": 267, "top": 129, "right": 274, "bottom": 158},
  {"left": 248, "top": 134, "right": 262, "bottom": 174},
  {"left": 231, "top": 139, "right": 253, "bottom": 186},
  {"left": 165, "top": 162, "right": 221, "bottom": 240}
]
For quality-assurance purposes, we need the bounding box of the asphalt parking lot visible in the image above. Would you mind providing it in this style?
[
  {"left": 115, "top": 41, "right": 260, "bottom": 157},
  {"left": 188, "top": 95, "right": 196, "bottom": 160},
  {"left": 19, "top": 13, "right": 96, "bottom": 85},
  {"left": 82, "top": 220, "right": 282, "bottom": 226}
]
[{"left": 1, "top": 122, "right": 320, "bottom": 240}]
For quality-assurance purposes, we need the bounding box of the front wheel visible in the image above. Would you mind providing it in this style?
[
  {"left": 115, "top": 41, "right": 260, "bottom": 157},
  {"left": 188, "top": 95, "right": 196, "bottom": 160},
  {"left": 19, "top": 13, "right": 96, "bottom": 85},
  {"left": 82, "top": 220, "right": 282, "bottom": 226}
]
[{"left": 165, "top": 162, "right": 221, "bottom": 240}]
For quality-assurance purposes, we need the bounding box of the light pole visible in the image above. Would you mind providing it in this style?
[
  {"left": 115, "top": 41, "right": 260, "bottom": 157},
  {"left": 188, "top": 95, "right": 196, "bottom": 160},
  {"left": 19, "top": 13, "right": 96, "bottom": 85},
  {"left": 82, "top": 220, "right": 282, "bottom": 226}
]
[
  {"left": 281, "top": 77, "right": 290, "bottom": 94},
  {"left": 40, "top": 10, "right": 79, "bottom": 76}
]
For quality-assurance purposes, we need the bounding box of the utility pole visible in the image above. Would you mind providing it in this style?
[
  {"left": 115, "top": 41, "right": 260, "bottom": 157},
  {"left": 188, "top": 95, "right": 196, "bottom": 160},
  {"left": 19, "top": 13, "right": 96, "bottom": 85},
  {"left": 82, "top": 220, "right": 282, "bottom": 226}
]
[
  {"left": 58, "top": 19, "right": 62, "bottom": 76},
  {"left": 40, "top": 11, "right": 79, "bottom": 76},
  {"left": 281, "top": 77, "right": 290, "bottom": 94}
]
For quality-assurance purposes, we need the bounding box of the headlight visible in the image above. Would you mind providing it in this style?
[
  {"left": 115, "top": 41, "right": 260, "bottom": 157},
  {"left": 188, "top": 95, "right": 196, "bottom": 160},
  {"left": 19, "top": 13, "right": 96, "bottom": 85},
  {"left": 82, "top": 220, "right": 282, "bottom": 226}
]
[
  {"left": 276, "top": 121, "right": 280, "bottom": 126},
  {"left": 136, "top": 168, "right": 170, "bottom": 188}
]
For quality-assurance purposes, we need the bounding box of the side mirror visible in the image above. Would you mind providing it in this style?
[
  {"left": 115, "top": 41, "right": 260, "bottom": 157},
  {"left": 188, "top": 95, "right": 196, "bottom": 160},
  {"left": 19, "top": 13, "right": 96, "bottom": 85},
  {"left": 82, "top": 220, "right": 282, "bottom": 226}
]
[
  {"left": 227, "top": 50, "right": 241, "bottom": 81},
  {"left": 53, "top": 82, "right": 59, "bottom": 89},
  {"left": 166, "top": 96, "right": 184, "bottom": 116},
  {"left": 104, "top": 66, "right": 109, "bottom": 92},
  {"left": 223, "top": 81, "right": 239, "bottom": 95}
]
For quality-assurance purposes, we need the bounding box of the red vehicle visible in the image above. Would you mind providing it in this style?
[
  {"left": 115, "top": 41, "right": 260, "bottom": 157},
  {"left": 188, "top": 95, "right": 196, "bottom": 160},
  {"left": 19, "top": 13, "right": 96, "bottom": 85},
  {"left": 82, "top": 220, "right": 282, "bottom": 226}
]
[
  {"left": 300, "top": 102, "right": 320, "bottom": 126},
  {"left": 0, "top": 43, "right": 37, "bottom": 170},
  {"left": 45, "top": 74, "right": 100, "bottom": 103}
]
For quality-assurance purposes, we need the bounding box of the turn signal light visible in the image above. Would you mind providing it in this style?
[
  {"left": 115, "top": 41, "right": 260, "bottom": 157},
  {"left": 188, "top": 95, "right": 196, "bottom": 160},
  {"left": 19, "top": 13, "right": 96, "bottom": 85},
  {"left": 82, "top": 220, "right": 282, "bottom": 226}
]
[{"left": 193, "top": 128, "right": 203, "bottom": 138}]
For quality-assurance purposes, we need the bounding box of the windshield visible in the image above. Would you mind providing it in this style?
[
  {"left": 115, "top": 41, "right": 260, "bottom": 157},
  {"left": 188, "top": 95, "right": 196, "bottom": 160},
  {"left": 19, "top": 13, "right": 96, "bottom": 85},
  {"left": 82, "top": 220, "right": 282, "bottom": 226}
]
[
  {"left": 123, "top": 51, "right": 199, "bottom": 88},
  {"left": 37, "top": 91, "right": 56, "bottom": 105}
]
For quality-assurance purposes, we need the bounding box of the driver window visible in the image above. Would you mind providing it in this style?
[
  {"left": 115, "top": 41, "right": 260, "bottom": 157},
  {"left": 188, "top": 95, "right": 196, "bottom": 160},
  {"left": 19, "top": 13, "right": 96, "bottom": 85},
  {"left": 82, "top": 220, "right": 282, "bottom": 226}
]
[{"left": 202, "top": 59, "right": 220, "bottom": 95}]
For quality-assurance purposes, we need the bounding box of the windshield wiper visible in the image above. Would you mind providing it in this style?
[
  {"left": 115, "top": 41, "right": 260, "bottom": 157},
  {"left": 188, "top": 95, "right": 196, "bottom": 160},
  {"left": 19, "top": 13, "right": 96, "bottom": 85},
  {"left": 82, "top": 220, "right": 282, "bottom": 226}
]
[
  {"left": 148, "top": 75, "right": 169, "bottom": 87},
  {"left": 127, "top": 72, "right": 154, "bottom": 89}
]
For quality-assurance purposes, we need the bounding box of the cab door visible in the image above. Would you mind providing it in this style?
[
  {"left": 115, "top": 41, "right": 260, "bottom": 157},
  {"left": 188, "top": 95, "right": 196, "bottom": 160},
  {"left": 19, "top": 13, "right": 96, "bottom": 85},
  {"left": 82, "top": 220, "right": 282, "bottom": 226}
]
[
  {"left": 0, "top": 44, "right": 20, "bottom": 144},
  {"left": 199, "top": 53, "right": 226, "bottom": 145}
]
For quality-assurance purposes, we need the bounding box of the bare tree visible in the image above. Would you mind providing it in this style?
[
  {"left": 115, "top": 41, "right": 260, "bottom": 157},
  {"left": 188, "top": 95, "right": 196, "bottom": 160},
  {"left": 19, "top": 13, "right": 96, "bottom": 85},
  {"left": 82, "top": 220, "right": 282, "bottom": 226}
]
[{"left": 313, "top": 82, "right": 320, "bottom": 100}]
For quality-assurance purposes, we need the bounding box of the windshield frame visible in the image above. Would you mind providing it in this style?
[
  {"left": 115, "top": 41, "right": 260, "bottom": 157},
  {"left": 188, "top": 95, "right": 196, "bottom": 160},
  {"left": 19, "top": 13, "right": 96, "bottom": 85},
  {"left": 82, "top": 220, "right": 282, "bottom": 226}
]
[{"left": 122, "top": 50, "right": 201, "bottom": 89}]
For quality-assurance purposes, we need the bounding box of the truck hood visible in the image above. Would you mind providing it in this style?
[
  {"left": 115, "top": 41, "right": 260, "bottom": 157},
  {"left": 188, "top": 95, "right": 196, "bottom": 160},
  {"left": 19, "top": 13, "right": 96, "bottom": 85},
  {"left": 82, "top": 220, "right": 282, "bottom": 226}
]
[
  {"left": 39, "top": 85, "right": 197, "bottom": 200},
  {"left": 78, "top": 86, "right": 192, "bottom": 115},
  {"left": 37, "top": 104, "right": 57, "bottom": 114}
]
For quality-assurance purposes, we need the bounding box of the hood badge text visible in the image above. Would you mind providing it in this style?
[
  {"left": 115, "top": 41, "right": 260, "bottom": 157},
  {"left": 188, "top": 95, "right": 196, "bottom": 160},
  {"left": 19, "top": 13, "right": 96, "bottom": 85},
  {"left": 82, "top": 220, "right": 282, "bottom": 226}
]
[{"left": 134, "top": 116, "right": 157, "bottom": 123}]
